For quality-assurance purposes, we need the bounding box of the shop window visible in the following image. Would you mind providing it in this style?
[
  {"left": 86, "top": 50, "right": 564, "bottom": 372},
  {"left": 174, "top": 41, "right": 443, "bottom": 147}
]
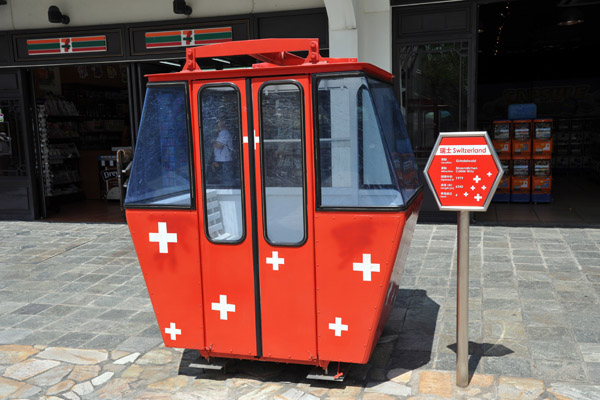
[
  {"left": 124, "top": 83, "right": 192, "bottom": 208},
  {"left": 316, "top": 75, "right": 415, "bottom": 209},
  {"left": 199, "top": 85, "right": 244, "bottom": 243},
  {"left": 260, "top": 82, "right": 306, "bottom": 245}
]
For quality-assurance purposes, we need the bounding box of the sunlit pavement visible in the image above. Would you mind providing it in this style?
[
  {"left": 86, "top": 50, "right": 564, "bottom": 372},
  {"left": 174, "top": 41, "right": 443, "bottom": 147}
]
[{"left": 1, "top": 221, "right": 599, "bottom": 399}]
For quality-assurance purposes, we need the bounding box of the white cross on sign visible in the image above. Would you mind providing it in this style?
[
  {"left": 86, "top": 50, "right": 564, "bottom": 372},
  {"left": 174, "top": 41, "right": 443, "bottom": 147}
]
[
  {"left": 149, "top": 222, "right": 178, "bottom": 254},
  {"left": 487, "top": 171, "right": 493, "bottom": 177},
  {"left": 243, "top": 131, "right": 260, "bottom": 150},
  {"left": 212, "top": 295, "right": 235, "bottom": 320},
  {"left": 474, "top": 194, "right": 483, "bottom": 202},
  {"left": 266, "top": 251, "right": 285, "bottom": 271},
  {"left": 165, "top": 322, "right": 181, "bottom": 340},
  {"left": 329, "top": 317, "right": 348, "bottom": 337},
  {"left": 353, "top": 253, "right": 380, "bottom": 282},
  {"left": 473, "top": 175, "right": 481, "bottom": 183}
]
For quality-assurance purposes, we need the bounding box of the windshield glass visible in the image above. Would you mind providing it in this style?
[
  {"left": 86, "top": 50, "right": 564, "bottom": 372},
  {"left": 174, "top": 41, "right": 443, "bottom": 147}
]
[
  {"left": 124, "top": 83, "right": 192, "bottom": 207},
  {"left": 368, "top": 78, "right": 421, "bottom": 202},
  {"left": 316, "top": 75, "right": 401, "bottom": 208}
]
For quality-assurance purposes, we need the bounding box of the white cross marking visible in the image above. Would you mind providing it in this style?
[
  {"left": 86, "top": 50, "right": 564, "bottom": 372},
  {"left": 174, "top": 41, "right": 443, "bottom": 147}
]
[
  {"left": 149, "top": 222, "right": 178, "bottom": 254},
  {"left": 473, "top": 175, "right": 481, "bottom": 183},
  {"left": 329, "top": 317, "right": 348, "bottom": 337},
  {"left": 266, "top": 251, "right": 285, "bottom": 271},
  {"left": 243, "top": 131, "right": 260, "bottom": 150},
  {"left": 212, "top": 295, "right": 235, "bottom": 320},
  {"left": 165, "top": 322, "right": 181, "bottom": 340},
  {"left": 475, "top": 194, "right": 483, "bottom": 202},
  {"left": 353, "top": 254, "right": 380, "bottom": 282},
  {"left": 464, "top": 192, "right": 469, "bottom": 197},
  {"left": 471, "top": 185, "right": 476, "bottom": 191},
  {"left": 487, "top": 171, "right": 493, "bottom": 177},
  {"left": 481, "top": 185, "right": 487, "bottom": 191}
]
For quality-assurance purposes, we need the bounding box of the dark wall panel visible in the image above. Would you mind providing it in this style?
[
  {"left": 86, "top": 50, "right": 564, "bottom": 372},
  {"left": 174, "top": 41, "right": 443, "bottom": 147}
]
[
  {"left": 0, "top": 185, "right": 30, "bottom": 211},
  {"left": 257, "top": 9, "right": 328, "bottom": 48}
]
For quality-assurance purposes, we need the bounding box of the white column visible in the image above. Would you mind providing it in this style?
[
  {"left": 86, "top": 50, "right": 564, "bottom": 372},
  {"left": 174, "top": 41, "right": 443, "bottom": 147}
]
[
  {"left": 356, "top": 0, "right": 392, "bottom": 72},
  {"left": 324, "top": 0, "right": 358, "bottom": 59},
  {"left": 325, "top": 0, "right": 392, "bottom": 73}
]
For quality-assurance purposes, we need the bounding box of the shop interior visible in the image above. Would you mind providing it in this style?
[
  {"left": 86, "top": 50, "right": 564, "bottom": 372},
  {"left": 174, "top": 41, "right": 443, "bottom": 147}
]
[
  {"left": 34, "top": 61, "right": 181, "bottom": 223},
  {"left": 34, "top": 63, "right": 132, "bottom": 222},
  {"left": 474, "top": 0, "right": 600, "bottom": 226}
]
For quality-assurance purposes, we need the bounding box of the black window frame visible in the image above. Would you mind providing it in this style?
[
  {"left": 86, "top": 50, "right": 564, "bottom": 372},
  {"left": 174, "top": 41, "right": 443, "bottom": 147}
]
[
  {"left": 198, "top": 82, "right": 247, "bottom": 245},
  {"left": 312, "top": 71, "right": 423, "bottom": 212},
  {"left": 258, "top": 79, "right": 308, "bottom": 247}
]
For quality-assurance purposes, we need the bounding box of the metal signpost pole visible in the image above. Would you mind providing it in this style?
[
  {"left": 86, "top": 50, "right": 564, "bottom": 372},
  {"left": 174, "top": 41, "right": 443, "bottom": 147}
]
[
  {"left": 423, "top": 131, "right": 503, "bottom": 388},
  {"left": 456, "top": 210, "right": 470, "bottom": 387}
]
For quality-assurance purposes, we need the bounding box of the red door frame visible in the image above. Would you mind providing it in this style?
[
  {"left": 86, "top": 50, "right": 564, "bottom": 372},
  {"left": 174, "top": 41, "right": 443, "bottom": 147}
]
[
  {"left": 192, "top": 78, "right": 258, "bottom": 357},
  {"left": 192, "top": 75, "right": 317, "bottom": 363},
  {"left": 251, "top": 76, "right": 317, "bottom": 363}
]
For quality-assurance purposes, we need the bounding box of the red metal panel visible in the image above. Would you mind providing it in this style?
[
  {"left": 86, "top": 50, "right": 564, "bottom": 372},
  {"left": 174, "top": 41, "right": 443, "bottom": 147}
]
[
  {"left": 371, "top": 194, "right": 423, "bottom": 355},
  {"left": 126, "top": 209, "right": 204, "bottom": 349},
  {"left": 314, "top": 212, "right": 406, "bottom": 364},
  {"left": 192, "top": 79, "right": 258, "bottom": 357},
  {"left": 252, "top": 76, "right": 318, "bottom": 362}
]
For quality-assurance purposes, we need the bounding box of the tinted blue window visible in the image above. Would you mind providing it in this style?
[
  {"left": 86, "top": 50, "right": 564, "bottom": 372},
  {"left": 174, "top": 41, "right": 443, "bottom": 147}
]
[
  {"left": 368, "top": 78, "right": 421, "bottom": 202},
  {"left": 125, "top": 84, "right": 192, "bottom": 207}
]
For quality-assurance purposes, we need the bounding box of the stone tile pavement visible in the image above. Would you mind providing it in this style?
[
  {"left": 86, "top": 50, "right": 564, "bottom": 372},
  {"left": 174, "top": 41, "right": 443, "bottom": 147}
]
[{"left": 0, "top": 221, "right": 599, "bottom": 399}]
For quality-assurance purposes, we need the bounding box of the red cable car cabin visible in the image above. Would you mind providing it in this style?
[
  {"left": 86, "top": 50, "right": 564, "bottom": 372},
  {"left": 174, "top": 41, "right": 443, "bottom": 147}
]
[{"left": 124, "top": 39, "right": 423, "bottom": 373}]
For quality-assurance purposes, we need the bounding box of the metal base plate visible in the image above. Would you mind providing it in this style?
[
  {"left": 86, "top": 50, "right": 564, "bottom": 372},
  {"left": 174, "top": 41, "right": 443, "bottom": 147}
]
[
  {"left": 306, "top": 363, "right": 350, "bottom": 382},
  {"left": 188, "top": 357, "right": 231, "bottom": 371}
]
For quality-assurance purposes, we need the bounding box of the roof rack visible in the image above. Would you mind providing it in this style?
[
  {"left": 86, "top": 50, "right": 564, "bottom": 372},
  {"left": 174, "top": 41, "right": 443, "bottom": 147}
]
[{"left": 183, "top": 38, "right": 344, "bottom": 71}]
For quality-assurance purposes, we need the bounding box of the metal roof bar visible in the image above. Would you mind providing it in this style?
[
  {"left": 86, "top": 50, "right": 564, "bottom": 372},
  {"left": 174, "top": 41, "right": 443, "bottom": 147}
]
[{"left": 183, "top": 38, "right": 321, "bottom": 71}]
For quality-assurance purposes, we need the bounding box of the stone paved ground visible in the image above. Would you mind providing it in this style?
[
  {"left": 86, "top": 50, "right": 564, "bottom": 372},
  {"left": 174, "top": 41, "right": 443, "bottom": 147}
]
[{"left": 0, "top": 221, "right": 600, "bottom": 399}]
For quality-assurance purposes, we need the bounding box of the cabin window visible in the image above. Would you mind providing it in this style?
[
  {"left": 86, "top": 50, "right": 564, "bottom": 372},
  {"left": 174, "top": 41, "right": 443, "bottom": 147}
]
[
  {"left": 259, "top": 82, "right": 306, "bottom": 245},
  {"left": 368, "top": 78, "right": 421, "bottom": 202},
  {"left": 199, "top": 85, "right": 244, "bottom": 243},
  {"left": 316, "top": 75, "right": 419, "bottom": 208},
  {"left": 125, "top": 83, "right": 192, "bottom": 208}
]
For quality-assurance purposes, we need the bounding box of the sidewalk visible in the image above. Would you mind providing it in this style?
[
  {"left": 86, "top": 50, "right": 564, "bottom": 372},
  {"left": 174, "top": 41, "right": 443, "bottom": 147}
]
[{"left": 0, "top": 221, "right": 599, "bottom": 399}]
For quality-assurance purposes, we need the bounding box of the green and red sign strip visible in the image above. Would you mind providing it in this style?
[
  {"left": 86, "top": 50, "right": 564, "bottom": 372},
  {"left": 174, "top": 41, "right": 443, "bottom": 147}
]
[
  {"left": 27, "top": 36, "right": 107, "bottom": 55},
  {"left": 145, "top": 27, "right": 232, "bottom": 49}
]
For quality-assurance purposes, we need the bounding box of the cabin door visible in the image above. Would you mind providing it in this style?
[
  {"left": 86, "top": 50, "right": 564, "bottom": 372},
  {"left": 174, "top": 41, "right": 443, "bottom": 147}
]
[{"left": 193, "top": 76, "right": 317, "bottom": 362}]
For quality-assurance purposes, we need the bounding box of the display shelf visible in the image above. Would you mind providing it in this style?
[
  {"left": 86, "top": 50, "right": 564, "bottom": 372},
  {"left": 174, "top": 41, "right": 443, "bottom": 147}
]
[{"left": 38, "top": 103, "right": 83, "bottom": 198}]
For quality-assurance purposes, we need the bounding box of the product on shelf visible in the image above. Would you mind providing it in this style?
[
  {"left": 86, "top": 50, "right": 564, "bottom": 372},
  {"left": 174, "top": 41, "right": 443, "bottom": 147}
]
[
  {"left": 511, "top": 159, "right": 530, "bottom": 202},
  {"left": 532, "top": 159, "right": 552, "bottom": 203},
  {"left": 511, "top": 120, "right": 532, "bottom": 159},
  {"left": 533, "top": 118, "right": 553, "bottom": 159},
  {"left": 492, "top": 120, "right": 512, "bottom": 160},
  {"left": 492, "top": 160, "right": 511, "bottom": 202}
]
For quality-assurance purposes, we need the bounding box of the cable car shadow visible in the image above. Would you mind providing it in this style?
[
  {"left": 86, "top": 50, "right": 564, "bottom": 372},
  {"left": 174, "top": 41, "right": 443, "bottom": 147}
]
[
  {"left": 383, "top": 289, "right": 440, "bottom": 377},
  {"left": 175, "top": 289, "right": 441, "bottom": 388}
]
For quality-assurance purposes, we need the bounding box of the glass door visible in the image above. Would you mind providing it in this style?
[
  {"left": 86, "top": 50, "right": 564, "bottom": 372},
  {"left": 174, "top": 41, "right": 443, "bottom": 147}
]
[
  {"left": 251, "top": 77, "right": 317, "bottom": 362},
  {"left": 195, "top": 79, "right": 258, "bottom": 357},
  {"left": 398, "top": 42, "right": 470, "bottom": 159},
  {"left": 194, "top": 76, "right": 317, "bottom": 362}
]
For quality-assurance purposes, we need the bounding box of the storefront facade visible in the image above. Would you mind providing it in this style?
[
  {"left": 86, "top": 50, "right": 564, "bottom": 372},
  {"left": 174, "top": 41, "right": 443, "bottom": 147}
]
[
  {"left": 1, "top": 0, "right": 599, "bottom": 224},
  {"left": 0, "top": 1, "right": 328, "bottom": 220}
]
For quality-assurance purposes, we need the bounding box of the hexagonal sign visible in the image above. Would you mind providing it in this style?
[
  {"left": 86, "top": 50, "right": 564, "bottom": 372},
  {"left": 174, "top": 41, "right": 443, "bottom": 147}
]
[{"left": 424, "top": 131, "right": 503, "bottom": 211}]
